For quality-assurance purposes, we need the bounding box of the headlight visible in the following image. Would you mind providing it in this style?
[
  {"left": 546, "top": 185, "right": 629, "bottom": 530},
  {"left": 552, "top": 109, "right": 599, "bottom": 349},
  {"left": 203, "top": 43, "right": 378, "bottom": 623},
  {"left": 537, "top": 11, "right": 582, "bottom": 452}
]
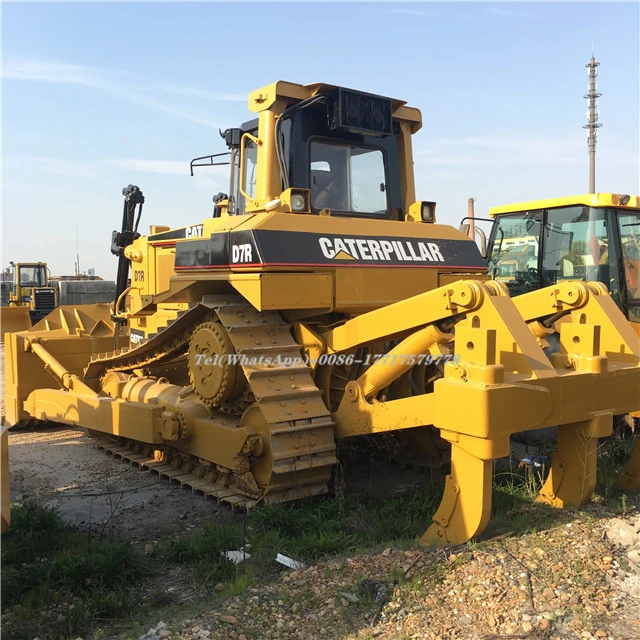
[
  {"left": 407, "top": 200, "right": 437, "bottom": 223},
  {"left": 290, "top": 194, "right": 307, "bottom": 212},
  {"left": 279, "top": 188, "right": 310, "bottom": 213},
  {"left": 421, "top": 201, "right": 436, "bottom": 222}
]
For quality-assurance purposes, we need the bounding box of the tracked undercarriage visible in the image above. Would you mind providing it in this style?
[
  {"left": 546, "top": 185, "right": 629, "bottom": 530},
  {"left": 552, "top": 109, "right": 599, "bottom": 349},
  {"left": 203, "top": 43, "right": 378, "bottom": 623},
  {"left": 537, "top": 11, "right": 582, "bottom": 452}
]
[{"left": 84, "top": 297, "right": 337, "bottom": 508}]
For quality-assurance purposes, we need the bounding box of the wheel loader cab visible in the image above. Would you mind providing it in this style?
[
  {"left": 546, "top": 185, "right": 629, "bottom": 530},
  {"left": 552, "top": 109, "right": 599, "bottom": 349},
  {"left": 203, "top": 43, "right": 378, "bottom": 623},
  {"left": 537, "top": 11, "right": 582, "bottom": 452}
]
[
  {"left": 17, "top": 264, "right": 47, "bottom": 289},
  {"left": 488, "top": 194, "right": 640, "bottom": 330}
]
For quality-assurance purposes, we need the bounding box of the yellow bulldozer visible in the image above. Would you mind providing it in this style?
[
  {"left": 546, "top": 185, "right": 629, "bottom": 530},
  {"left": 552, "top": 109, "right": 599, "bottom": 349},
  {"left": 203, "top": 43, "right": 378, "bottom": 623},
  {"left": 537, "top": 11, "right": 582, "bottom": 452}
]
[
  {"left": 3, "top": 81, "right": 640, "bottom": 544},
  {"left": 1, "top": 261, "right": 58, "bottom": 338}
]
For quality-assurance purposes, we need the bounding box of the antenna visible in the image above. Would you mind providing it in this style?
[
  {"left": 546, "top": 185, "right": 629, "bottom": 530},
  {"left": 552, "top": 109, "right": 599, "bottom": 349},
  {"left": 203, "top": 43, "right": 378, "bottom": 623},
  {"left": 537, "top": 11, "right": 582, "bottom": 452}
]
[
  {"left": 75, "top": 226, "right": 80, "bottom": 277},
  {"left": 583, "top": 54, "right": 602, "bottom": 194}
]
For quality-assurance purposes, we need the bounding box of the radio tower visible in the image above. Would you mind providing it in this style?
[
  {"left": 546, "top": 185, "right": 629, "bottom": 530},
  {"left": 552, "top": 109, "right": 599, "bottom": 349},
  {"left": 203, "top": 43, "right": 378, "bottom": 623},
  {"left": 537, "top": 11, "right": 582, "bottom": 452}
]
[{"left": 583, "top": 53, "right": 602, "bottom": 194}]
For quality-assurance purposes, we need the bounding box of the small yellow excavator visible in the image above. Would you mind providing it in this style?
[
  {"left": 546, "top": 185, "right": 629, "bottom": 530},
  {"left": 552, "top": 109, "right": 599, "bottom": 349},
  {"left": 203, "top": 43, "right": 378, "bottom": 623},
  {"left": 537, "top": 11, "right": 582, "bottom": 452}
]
[
  {"left": 3, "top": 81, "right": 640, "bottom": 544},
  {"left": 1, "top": 262, "right": 58, "bottom": 338}
]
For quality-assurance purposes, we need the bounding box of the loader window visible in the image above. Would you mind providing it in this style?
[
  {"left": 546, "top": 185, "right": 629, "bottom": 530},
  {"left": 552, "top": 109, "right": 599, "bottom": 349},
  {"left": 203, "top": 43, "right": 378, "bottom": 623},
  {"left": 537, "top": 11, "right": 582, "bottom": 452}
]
[
  {"left": 619, "top": 212, "right": 640, "bottom": 301},
  {"left": 540, "top": 206, "right": 611, "bottom": 288},
  {"left": 310, "top": 141, "right": 388, "bottom": 214},
  {"left": 488, "top": 212, "right": 541, "bottom": 294},
  {"left": 18, "top": 265, "right": 46, "bottom": 287}
]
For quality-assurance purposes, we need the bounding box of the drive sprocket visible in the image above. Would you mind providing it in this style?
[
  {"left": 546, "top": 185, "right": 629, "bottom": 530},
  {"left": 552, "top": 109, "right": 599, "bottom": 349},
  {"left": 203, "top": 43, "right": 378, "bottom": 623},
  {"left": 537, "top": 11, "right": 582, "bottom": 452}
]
[{"left": 188, "top": 321, "right": 248, "bottom": 408}]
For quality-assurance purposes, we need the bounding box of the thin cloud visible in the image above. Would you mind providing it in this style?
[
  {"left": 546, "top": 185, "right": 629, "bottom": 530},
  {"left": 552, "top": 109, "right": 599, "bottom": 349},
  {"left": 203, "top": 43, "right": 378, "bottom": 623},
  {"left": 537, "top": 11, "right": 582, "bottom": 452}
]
[
  {"left": 3, "top": 156, "right": 230, "bottom": 185},
  {"left": 485, "top": 7, "right": 533, "bottom": 18},
  {"left": 3, "top": 156, "right": 98, "bottom": 177},
  {"left": 2, "top": 59, "right": 225, "bottom": 128},
  {"left": 109, "top": 159, "right": 190, "bottom": 175},
  {"left": 109, "top": 158, "right": 230, "bottom": 185},
  {"left": 415, "top": 134, "right": 585, "bottom": 166},
  {"left": 385, "top": 7, "right": 437, "bottom": 17},
  {"left": 109, "top": 158, "right": 230, "bottom": 192},
  {"left": 147, "top": 84, "right": 246, "bottom": 103}
]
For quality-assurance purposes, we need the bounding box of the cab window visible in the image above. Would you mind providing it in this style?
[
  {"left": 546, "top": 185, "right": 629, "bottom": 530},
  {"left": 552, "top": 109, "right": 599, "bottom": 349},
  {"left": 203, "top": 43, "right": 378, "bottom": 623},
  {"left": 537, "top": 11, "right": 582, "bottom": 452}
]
[
  {"left": 242, "top": 139, "right": 257, "bottom": 202},
  {"left": 618, "top": 212, "right": 640, "bottom": 301},
  {"left": 488, "top": 212, "right": 541, "bottom": 293},
  {"left": 18, "top": 265, "right": 46, "bottom": 287},
  {"left": 310, "top": 141, "right": 387, "bottom": 214},
  {"left": 539, "top": 206, "right": 611, "bottom": 287}
]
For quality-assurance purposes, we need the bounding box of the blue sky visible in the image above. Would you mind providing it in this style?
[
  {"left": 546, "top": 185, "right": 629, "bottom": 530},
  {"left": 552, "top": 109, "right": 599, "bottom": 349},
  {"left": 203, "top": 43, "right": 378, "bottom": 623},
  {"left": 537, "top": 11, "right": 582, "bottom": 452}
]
[{"left": 2, "top": 1, "right": 639, "bottom": 278}]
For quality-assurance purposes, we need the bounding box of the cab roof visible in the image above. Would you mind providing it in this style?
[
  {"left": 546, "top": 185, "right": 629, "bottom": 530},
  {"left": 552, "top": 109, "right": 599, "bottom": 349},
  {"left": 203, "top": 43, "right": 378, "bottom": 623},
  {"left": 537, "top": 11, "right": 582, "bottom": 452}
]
[
  {"left": 489, "top": 193, "right": 640, "bottom": 216},
  {"left": 248, "top": 80, "right": 422, "bottom": 133}
]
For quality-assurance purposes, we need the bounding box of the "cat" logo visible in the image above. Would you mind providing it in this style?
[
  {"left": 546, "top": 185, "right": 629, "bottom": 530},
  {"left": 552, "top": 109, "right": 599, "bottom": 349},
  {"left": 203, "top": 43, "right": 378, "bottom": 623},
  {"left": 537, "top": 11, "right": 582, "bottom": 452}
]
[{"left": 186, "top": 225, "right": 203, "bottom": 238}]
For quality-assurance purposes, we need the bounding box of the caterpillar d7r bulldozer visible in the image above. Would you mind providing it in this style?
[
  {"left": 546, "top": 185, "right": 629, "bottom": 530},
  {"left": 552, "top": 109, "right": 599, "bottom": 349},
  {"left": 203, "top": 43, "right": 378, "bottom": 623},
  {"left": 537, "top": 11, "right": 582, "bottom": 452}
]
[{"left": 4, "top": 81, "right": 640, "bottom": 545}]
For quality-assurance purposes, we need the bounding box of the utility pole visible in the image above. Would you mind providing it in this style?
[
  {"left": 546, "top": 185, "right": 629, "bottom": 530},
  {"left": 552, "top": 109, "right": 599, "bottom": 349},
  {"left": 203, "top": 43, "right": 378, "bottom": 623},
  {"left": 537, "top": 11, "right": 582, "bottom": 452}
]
[
  {"left": 583, "top": 53, "right": 602, "bottom": 194},
  {"left": 467, "top": 198, "right": 475, "bottom": 240}
]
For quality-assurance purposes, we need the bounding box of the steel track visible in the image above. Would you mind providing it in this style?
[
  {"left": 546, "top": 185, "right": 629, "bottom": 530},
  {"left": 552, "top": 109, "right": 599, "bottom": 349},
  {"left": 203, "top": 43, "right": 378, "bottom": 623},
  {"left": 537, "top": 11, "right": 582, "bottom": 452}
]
[{"left": 85, "top": 297, "right": 337, "bottom": 508}]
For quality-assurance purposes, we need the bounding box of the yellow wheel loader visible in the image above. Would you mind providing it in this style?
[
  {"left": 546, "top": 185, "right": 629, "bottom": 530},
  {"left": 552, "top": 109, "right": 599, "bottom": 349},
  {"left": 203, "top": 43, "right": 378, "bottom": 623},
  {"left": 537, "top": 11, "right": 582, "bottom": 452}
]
[
  {"left": 1, "top": 262, "right": 58, "bottom": 339},
  {"left": 485, "top": 194, "right": 640, "bottom": 489},
  {"left": 3, "top": 82, "right": 640, "bottom": 544}
]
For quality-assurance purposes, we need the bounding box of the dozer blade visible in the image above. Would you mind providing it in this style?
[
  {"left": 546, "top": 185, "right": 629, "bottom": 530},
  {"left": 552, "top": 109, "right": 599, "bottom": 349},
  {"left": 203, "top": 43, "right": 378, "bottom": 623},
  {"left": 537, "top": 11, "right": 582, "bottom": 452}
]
[
  {"left": 1, "top": 306, "right": 32, "bottom": 342},
  {"left": 3, "top": 304, "right": 124, "bottom": 427}
]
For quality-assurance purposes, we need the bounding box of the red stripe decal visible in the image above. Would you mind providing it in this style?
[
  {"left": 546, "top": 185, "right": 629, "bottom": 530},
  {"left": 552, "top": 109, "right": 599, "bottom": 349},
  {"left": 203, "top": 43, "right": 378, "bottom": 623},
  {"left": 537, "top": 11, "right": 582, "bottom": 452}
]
[{"left": 174, "top": 262, "right": 487, "bottom": 270}]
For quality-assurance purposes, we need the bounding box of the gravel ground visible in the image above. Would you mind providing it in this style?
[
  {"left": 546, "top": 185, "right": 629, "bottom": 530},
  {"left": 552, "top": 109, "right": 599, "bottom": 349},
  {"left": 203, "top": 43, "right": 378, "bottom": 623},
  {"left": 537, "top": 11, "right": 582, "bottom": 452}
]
[
  {"left": 138, "top": 502, "right": 640, "bottom": 640},
  {"left": 7, "top": 424, "right": 242, "bottom": 539},
  {"left": 4, "top": 345, "right": 640, "bottom": 640},
  {"left": 2, "top": 339, "right": 242, "bottom": 540}
]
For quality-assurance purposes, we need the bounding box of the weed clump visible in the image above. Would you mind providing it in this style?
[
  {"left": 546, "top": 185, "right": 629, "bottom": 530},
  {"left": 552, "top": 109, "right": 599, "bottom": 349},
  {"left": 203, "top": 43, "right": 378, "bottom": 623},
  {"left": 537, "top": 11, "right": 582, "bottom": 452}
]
[{"left": 1, "top": 502, "right": 147, "bottom": 640}]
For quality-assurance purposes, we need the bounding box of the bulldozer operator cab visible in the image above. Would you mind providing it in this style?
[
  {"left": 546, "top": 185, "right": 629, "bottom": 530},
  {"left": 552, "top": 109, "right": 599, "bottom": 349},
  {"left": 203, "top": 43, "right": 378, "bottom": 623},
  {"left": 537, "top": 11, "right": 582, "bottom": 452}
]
[
  {"left": 221, "top": 85, "right": 407, "bottom": 220},
  {"left": 488, "top": 194, "right": 640, "bottom": 325}
]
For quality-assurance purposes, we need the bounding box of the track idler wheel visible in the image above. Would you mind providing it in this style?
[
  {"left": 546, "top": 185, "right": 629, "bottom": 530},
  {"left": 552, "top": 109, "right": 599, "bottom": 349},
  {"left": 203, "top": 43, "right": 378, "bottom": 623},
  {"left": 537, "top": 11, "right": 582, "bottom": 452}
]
[
  {"left": 239, "top": 404, "right": 273, "bottom": 491},
  {"left": 188, "top": 321, "right": 248, "bottom": 409}
]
